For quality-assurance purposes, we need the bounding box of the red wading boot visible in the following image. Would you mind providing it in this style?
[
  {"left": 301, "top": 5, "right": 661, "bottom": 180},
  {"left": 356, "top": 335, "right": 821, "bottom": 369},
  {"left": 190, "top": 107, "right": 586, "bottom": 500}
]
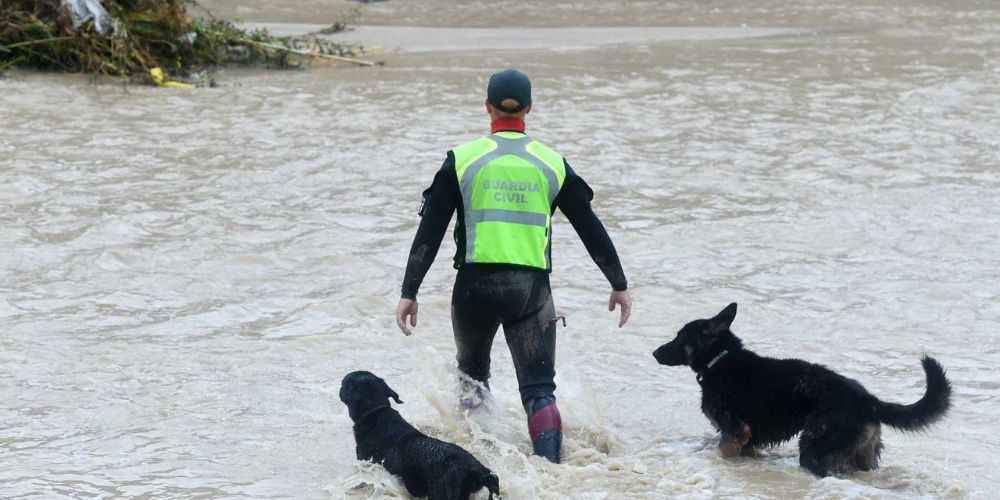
[{"left": 527, "top": 402, "right": 562, "bottom": 463}]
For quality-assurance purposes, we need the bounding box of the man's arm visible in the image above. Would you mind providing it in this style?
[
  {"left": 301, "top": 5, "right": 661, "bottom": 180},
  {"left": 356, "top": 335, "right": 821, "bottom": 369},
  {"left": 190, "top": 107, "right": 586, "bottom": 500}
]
[
  {"left": 555, "top": 161, "right": 631, "bottom": 327},
  {"left": 397, "top": 153, "right": 458, "bottom": 335}
]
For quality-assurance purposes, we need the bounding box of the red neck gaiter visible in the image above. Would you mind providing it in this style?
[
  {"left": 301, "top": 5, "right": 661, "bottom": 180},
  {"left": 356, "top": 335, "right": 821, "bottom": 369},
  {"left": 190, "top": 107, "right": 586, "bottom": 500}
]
[{"left": 491, "top": 117, "right": 526, "bottom": 134}]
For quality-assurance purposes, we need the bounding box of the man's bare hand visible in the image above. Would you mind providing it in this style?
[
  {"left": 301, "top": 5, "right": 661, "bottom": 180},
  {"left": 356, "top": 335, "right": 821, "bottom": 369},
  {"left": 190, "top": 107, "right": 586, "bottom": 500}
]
[
  {"left": 396, "top": 298, "right": 418, "bottom": 336},
  {"left": 609, "top": 290, "right": 632, "bottom": 328}
]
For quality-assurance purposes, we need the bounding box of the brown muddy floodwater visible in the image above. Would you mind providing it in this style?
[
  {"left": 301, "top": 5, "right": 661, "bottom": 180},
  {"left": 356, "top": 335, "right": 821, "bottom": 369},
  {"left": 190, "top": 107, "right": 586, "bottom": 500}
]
[{"left": 2, "top": 0, "right": 999, "bottom": 498}]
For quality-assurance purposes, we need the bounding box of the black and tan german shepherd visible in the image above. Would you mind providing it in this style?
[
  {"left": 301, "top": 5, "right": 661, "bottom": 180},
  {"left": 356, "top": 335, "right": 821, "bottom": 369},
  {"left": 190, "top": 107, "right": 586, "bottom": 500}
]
[{"left": 653, "top": 303, "right": 951, "bottom": 477}]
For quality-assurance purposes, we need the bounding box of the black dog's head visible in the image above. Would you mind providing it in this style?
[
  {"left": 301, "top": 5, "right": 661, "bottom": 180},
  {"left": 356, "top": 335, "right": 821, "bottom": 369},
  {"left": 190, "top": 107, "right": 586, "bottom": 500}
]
[
  {"left": 340, "top": 371, "right": 403, "bottom": 422},
  {"left": 653, "top": 303, "right": 742, "bottom": 371}
]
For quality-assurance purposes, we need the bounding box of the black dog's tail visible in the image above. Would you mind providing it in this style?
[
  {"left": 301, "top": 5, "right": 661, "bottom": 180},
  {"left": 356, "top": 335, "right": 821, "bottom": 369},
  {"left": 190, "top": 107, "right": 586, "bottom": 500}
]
[
  {"left": 482, "top": 472, "right": 500, "bottom": 499},
  {"left": 876, "top": 356, "right": 951, "bottom": 431}
]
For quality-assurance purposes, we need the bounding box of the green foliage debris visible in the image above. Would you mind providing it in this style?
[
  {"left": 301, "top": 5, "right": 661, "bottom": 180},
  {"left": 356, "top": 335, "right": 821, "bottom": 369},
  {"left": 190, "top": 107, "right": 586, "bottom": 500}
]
[{"left": 0, "top": 0, "right": 371, "bottom": 82}]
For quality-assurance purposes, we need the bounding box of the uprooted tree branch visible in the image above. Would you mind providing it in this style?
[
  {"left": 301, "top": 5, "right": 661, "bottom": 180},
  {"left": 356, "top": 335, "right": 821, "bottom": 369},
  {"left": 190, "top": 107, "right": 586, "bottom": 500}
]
[{"left": 0, "top": 0, "right": 376, "bottom": 82}]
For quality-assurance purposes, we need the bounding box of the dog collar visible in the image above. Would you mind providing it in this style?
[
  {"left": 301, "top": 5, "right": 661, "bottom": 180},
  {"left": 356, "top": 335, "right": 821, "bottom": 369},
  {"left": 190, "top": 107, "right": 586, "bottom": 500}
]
[
  {"left": 707, "top": 349, "right": 729, "bottom": 369},
  {"left": 355, "top": 405, "right": 392, "bottom": 423},
  {"left": 697, "top": 349, "right": 729, "bottom": 384}
]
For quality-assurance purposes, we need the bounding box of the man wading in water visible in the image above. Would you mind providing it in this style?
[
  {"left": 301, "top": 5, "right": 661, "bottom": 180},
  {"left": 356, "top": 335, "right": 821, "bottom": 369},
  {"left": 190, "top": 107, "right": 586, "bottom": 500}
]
[{"left": 395, "top": 69, "right": 631, "bottom": 463}]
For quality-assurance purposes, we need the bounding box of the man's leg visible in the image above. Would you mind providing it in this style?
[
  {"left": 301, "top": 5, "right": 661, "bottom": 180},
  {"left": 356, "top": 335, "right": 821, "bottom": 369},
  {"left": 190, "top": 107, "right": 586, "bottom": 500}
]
[
  {"left": 502, "top": 277, "right": 561, "bottom": 463},
  {"left": 451, "top": 276, "right": 500, "bottom": 408}
]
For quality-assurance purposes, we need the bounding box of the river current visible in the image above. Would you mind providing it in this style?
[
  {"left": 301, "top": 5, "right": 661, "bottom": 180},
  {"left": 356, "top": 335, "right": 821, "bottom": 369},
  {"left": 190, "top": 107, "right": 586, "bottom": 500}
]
[{"left": 2, "top": 0, "right": 998, "bottom": 498}]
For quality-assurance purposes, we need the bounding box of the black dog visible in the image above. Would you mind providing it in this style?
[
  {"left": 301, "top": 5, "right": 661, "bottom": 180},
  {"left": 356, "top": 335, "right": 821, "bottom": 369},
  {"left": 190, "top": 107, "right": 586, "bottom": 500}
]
[
  {"left": 339, "top": 371, "right": 501, "bottom": 499},
  {"left": 653, "top": 303, "right": 951, "bottom": 477}
]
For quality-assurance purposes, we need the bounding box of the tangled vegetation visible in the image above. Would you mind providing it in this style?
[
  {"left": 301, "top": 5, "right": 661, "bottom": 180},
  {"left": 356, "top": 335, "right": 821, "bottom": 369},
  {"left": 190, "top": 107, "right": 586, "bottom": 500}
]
[{"left": 0, "top": 0, "right": 372, "bottom": 83}]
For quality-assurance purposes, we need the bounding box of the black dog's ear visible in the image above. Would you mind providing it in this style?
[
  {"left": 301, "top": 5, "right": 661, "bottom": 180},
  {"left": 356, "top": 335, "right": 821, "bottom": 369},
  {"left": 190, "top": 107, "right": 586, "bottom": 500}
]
[
  {"left": 706, "top": 302, "right": 737, "bottom": 335},
  {"left": 388, "top": 388, "right": 403, "bottom": 405},
  {"left": 379, "top": 379, "right": 404, "bottom": 404},
  {"left": 374, "top": 376, "right": 404, "bottom": 404}
]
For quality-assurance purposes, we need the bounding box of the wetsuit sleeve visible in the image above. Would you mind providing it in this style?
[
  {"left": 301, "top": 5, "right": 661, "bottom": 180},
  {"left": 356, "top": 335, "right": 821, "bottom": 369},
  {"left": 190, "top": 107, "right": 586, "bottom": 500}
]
[
  {"left": 554, "top": 161, "right": 628, "bottom": 291},
  {"left": 400, "top": 152, "right": 459, "bottom": 300}
]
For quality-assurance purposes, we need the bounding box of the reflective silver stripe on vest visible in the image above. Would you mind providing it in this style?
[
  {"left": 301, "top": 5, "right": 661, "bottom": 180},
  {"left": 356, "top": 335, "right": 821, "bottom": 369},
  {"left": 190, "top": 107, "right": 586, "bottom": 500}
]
[
  {"left": 466, "top": 209, "right": 548, "bottom": 227},
  {"left": 460, "top": 134, "right": 560, "bottom": 264}
]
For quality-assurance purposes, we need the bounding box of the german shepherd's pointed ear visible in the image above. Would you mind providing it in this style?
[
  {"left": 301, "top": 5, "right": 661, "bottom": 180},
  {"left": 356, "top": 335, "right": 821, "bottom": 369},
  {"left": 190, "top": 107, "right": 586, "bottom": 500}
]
[{"left": 706, "top": 302, "right": 737, "bottom": 335}]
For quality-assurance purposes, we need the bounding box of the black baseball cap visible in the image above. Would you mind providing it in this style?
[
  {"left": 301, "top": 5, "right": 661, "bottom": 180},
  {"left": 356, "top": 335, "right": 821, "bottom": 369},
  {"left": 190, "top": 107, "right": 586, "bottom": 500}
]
[{"left": 487, "top": 69, "right": 532, "bottom": 113}]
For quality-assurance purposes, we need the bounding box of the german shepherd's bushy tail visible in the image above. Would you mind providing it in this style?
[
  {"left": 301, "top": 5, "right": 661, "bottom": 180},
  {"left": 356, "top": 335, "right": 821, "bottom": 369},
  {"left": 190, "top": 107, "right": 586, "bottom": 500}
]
[{"left": 877, "top": 356, "right": 951, "bottom": 431}]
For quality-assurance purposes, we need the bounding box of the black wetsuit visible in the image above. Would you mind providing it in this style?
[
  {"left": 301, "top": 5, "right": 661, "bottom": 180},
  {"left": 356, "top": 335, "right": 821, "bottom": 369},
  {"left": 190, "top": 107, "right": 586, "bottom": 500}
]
[{"left": 401, "top": 141, "right": 627, "bottom": 412}]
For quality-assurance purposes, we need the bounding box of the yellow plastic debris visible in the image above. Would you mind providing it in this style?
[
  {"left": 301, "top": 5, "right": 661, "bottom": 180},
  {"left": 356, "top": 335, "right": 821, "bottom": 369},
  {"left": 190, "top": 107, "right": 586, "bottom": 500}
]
[{"left": 149, "top": 67, "right": 195, "bottom": 89}]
